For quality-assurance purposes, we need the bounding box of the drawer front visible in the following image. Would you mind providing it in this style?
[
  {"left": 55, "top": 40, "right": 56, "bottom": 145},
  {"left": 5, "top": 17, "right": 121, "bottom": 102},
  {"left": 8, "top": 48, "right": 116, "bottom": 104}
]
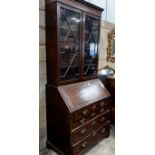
[
  {"left": 72, "top": 124, "right": 110, "bottom": 155},
  {"left": 72, "top": 109, "right": 111, "bottom": 129},
  {"left": 72, "top": 98, "right": 110, "bottom": 126},
  {"left": 71, "top": 112, "right": 110, "bottom": 144}
]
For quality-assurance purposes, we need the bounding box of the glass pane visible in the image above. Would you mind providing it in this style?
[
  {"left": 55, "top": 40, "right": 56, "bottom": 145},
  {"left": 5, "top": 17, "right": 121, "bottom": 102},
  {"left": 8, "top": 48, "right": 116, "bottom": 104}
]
[
  {"left": 83, "top": 15, "right": 99, "bottom": 77},
  {"left": 60, "top": 7, "right": 81, "bottom": 81}
]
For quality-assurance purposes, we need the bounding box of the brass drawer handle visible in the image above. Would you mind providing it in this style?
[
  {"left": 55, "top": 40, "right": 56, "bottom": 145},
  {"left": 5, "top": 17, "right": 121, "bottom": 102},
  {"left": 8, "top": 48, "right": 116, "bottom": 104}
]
[
  {"left": 92, "top": 131, "right": 97, "bottom": 137},
  {"left": 91, "top": 121, "right": 96, "bottom": 125},
  {"left": 107, "top": 120, "right": 111, "bottom": 124},
  {"left": 81, "top": 141, "right": 87, "bottom": 148},
  {"left": 80, "top": 128, "right": 87, "bottom": 134},
  {"left": 100, "top": 101, "right": 104, "bottom": 107},
  {"left": 91, "top": 113, "right": 95, "bottom": 117},
  {"left": 82, "top": 109, "right": 88, "bottom": 116},
  {"left": 92, "top": 105, "right": 96, "bottom": 110},
  {"left": 101, "top": 128, "right": 105, "bottom": 133},
  {"left": 100, "top": 108, "right": 104, "bottom": 113},
  {"left": 100, "top": 117, "right": 105, "bottom": 122},
  {"left": 80, "top": 118, "right": 85, "bottom": 124}
]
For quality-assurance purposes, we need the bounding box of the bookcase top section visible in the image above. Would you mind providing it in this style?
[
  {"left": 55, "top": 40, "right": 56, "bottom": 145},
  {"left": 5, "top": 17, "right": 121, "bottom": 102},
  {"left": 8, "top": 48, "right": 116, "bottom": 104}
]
[
  {"left": 46, "top": 0, "right": 104, "bottom": 12},
  {"left": 58, "top": 79, "right": 110, "bottom": 112}
]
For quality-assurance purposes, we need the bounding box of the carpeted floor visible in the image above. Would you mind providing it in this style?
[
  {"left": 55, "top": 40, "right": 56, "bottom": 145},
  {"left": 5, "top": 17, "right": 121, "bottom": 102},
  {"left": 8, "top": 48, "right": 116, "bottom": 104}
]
[{"left": 40, "top": 125, "right": 115, "bottom": 155}]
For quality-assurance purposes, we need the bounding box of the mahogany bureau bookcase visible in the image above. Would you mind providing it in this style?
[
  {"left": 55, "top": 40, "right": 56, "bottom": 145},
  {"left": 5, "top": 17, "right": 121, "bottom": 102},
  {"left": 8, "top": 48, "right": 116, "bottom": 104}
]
[{"left": 45, "top": 0, "right": 111, "bottom": 154}]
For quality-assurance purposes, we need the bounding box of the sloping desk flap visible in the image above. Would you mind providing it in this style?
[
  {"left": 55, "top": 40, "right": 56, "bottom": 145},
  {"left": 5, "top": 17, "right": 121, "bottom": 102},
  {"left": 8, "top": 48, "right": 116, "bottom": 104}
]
[{"left": 58, "top": 79, "right": 111, "bottom": 112}]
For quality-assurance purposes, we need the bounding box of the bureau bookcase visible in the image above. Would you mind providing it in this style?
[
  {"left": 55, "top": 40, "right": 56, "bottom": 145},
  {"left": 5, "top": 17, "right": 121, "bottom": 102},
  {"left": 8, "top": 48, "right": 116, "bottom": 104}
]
[{"left": 45, "top": 0, "right": 111, "bottom": 154}]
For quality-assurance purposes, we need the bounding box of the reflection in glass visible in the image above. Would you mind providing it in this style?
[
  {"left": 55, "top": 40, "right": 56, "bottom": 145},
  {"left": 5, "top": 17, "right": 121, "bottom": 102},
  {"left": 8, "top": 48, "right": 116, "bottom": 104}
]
[{"left": 83, "top": 15, "right": 99, "bottom": 77}]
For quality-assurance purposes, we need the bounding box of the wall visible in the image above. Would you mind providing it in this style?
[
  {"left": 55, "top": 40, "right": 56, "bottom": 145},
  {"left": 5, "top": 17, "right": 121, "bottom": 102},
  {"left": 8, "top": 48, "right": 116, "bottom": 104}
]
[
  {"left": 39, "top": 0, "right": 115, "bottom": 150},
  {"left": 106, "top": 0, "right": 115, "bottom": 23},
  {"left": 39, "top": 0, "right": 46, "bottom": 150},
  {"left": 84, "top": 0, "right": 115, "bottom": 23}
]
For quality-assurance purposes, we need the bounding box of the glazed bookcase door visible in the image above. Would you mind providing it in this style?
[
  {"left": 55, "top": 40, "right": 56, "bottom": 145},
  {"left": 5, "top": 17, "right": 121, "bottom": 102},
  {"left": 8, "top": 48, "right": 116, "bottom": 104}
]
[
  {"left": 83, "top": 14, "right": 100, "bottom": 78},
  {"left": 59, "top": 6, "right": 81, "bottom": 82}
]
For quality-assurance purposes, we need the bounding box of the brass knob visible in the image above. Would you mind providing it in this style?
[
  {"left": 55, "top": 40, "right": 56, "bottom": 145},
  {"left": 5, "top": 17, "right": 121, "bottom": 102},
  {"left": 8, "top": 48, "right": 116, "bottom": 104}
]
[
  {"left": 101, "top": 128, "right": 105, "bottom": 133},
  {"left": 82, "top": 109, "right": 88, "bottom": 116},
  {"left": 91, "top": 121, "right": 96, "bottom": 125},
  {"left": 80, "top": 128, "right": 87, "bottom": 134},
  {"left": 91, "top": 113, "right": 95, "bottom": 117},
  {"left": 80, "top": 118, "right": 85, "bottom": 124},
  {"left": 100, "top": 102, "right": 104, "bottom": 107},
  {"left": 107, "top": 120, "right": 111, "bottom": 124},
  {"left": 92, "top": 131, "right": 97, "bottom": 137},
  {"left": 100, "top": 108, "right": 104, "bottom": 113},
  {"left": 81, "top": 141, "right": 87, "bottom": 148},
  {"left": 92, "top": 105, "right": 96, "bottom": 110},
  {"left": 100, "top": 117, "right": 105, "bottom": 122}
]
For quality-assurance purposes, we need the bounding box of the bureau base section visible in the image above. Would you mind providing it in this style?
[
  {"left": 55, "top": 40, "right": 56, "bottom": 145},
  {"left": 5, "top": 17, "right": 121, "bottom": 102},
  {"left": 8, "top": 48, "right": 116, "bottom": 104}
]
[{"left": 46, "top": 125, "right": 110, "bottom": 155}]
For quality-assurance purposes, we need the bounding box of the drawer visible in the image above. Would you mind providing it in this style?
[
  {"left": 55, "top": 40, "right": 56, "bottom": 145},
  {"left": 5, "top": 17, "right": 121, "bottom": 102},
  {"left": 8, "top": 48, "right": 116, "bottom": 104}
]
[
  {"left": 71, "top": 112, "right": 110, "bottom": 144},
  {"left": 96, "top": 99, "right": 110, "bottom": 109},
  {"left": 72, "top": 109, "right": 111, "bottom": 130},
  {"left": 72, "top": 124, "right": 110, "bottom": 155},
  {"left": 72, "top": 109, "right": 111, "bottom": 129},
  {"left": 72, "top": 98, "right": 111, "bottom": 124}
]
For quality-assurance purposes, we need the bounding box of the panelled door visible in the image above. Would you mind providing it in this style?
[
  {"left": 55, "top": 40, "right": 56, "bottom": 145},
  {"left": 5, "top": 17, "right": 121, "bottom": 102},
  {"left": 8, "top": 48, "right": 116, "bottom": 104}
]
[
  {"left": 59, "top": 4, "right": 82, "bottom": 82},
  {"left": 83, "top": 13, "right": 100, "bottom": 78},
  {"left": 58, "top": 4, "right": 100, "bottom": 82}
]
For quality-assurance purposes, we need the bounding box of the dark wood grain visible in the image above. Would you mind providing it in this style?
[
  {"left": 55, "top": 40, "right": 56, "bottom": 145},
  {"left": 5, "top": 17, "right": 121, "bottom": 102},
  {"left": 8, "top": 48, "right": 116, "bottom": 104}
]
[
  {"left": 46, "top": 0, "right": 104, "bottom": 17},
  {"left": 45, "top": 0, "right": 103, "bottom": 85},
  {"left": 46, "top": 84, "right": 72, "bottom": 154},
  {"left": 45, "top": 1, "right": 112, "bottom": 154},
  {"left": 106, "top": 76, "right": 115, "bottom": 125},
  {"left": 71, "top": 102, "right": 110, "bottom": 129},
  {"left": 58, "top": 79, "right": 110, "bottom": 112},
  {"left": 46, "top": 79, "right": 111, "bottom": 154},
  {"left": 72, "top": 124, "right": 110, "bottom": 155},
  {"left": 46, "top": 3, "right": 58, "bottom": 84},
  {"left": 71, "top": 112, "right": 110, "bottom": 144}
]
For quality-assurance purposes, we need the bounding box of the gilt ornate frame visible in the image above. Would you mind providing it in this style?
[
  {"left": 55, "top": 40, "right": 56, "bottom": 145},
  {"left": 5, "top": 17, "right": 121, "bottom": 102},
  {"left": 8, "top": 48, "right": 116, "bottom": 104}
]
[{"left": 107, "top": 28, "right": 115, "bottom": 63}]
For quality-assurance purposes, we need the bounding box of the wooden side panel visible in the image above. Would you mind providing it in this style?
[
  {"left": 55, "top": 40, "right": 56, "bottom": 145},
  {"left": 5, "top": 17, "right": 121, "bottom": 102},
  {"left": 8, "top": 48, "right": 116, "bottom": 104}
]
[
  {"left": 46, "top": 3, "right": 59, "bottom": 84},
  {"left": 106, "top": 77, "right": 115, "bottom": 124},
  {"left": 58, "top": 79, "right": 111, "bottom": 112},
  {"left": 46, "top": 84, "right": 72, "bottom": 154}
]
